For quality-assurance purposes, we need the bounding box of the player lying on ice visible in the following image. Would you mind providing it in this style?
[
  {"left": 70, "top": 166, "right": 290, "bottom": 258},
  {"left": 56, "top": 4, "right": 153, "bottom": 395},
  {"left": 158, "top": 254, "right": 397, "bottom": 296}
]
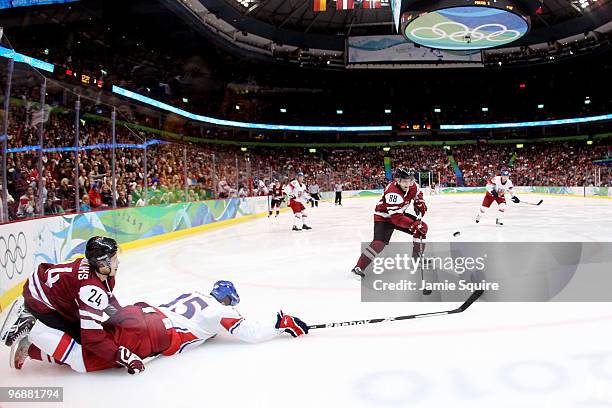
[
  {"left": 2, "top": 237, "right": 309, "bottom": 374},
  {"left": 351, "top": 167, "right": 428, "bottom": 280}
]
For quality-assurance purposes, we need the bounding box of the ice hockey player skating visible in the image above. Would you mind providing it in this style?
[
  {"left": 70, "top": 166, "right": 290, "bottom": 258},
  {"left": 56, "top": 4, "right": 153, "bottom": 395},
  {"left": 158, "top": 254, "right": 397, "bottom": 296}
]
[
  {"left": 351, "top": 168, "right": 428, "bottom": 279},
  {"left": 268, "top": 179, "right": 284, "bottom": 218},
  {"left": 4, "top": 278, "right": 308, "bottom": 373},
  {"left": 285, "top": 171, "right": 313, "bottom": 231},
  {"left": 475, "top": 170, "right": 520, "bottom": 226}
]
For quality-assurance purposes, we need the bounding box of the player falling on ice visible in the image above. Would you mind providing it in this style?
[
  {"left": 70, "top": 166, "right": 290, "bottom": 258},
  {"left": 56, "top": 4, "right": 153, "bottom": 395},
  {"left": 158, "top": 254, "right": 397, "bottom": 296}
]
[
  {"left": 285, "top": 171, "right": 312, "bottom": 231},
  {"left": 351, "top": 168, "right": 428, "bottom": 279},
  {"left": 0, "top": 236, "right": 148, "bottom": 373},
  {"left": 475, "top": 169, "right": 520, "bottom": 226},
  {"left": 268, "top": 179, "right": 284, "bottom": 218},
  {"left": 9, "top": 281, "right": 308, "bottom": 373}
]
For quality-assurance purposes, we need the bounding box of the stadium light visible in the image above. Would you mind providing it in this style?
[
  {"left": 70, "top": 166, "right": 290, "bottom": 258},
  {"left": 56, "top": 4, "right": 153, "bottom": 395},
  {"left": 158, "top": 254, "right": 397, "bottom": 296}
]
[
  {"left": 585, "top": 99, "right": 591, "bottom": 105},
  {"left": 442, "top": 113, "right": 612, "bottom": 130},
  {"left": 384, "top": 109, "right": 391, "bottom": 114},
  {"left": 309, "top": 148, "right": 317, "bottom": 153},
  {"left": 434, "top": 108, "right": 441, "bottom": 113},
  {"left": 182, "top": 98, "right": 189, "bottom": 103},
  {"left": 336, "top": 109, "right": 343, "bottom": 115},
  {"left": 537, "top": 104, "right": 544, "bottom": 109},
  {"left": 516, "top": 144, "right": 524, "bottom": 148},
  {"left": 112, "top": 85, "right": 391, "bottom": 133},
  {"left": 280, "top": 108, "right": 287, "bottom": 113},
  {"left": 241, "top": 147, "right": 247, "bottom": 152},
  {"left": 587, "top": 140, "right": 594, "bottom": 145},
  {"left": 235, "top": 105, "right": 240, "bottom": 110},
  {"left": 383, "top": 147, "right": 391, "bottom": 152},
  {"left": 482, "top": 107, "right": 489, "bottom": 112}
]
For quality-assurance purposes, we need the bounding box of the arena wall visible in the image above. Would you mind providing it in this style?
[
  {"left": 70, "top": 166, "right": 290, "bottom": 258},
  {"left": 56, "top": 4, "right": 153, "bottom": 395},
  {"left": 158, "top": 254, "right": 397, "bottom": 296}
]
[{"left": 320, "top": 187, "right": 612, "bottom": 200}]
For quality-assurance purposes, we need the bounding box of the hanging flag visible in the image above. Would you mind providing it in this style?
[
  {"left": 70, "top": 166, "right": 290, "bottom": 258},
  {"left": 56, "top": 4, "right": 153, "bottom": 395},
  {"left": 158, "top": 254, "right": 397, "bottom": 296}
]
[
  {"left": 314, "top": 0, "right": 326, "bottom": 12},
  {"left": 336, "top": 0, "right": 354, "bottom": 10},
  {"left": 363, "top": 0, "right": 381, "bottom": 8},
  {"left": 29, "top": 105, "right": 51, "bottom": 129}
]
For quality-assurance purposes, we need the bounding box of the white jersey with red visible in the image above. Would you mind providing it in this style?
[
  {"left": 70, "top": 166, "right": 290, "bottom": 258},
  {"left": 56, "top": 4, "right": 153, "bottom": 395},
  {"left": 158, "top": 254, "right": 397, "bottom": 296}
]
[
  {"left": 374, "top": 182, "right": 423, "bottom": 228},
  {"left": 284, "top": 179, "right": 310, "bottom": 204},
  {"left": 256, "top": 180, "right": 269, "bottom": 196},
  {"left": 486, "top": 176, "right": 515, "bottom": 198},
  {"left": 22, "top": 257, "right": 121, "bottom": 368},
  {"left": 156, "top": 291, "right": 280, "bottom": 355}
]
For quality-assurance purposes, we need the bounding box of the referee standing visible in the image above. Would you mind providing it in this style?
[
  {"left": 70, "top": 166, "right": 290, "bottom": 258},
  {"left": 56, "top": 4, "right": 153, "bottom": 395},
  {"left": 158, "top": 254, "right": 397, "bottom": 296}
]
[
  {"left": 334, "top": 180, "right": 343, "bottom": 206},
  {"left": 308, "top": 180, "right": 320, "bottom": 208}
]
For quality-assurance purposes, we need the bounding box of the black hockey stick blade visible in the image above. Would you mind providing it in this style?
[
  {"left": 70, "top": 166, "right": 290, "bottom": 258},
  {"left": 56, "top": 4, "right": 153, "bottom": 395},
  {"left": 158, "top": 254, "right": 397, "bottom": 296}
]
[
  {"left": 308, "top": 290, "right": 484, "bottom": 330},
  {"left": 451, "top": 289, "right": 485, "bottom": 313},
  {"left": 523, "top": 199, "right": 543, "bottom": 206}
]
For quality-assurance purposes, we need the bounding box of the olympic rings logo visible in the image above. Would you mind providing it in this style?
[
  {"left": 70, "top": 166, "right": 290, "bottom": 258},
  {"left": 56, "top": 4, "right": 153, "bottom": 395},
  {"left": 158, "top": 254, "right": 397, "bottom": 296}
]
[
  {"left": 0, "top": 232, "right": 28, "bottom": 280},
  {"left": 410, "top": 22, "right": 522, "bottom": 44}
]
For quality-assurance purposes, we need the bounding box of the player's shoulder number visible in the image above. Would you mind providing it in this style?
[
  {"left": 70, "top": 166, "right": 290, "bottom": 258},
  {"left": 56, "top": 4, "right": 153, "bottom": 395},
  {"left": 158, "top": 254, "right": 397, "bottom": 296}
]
[
  {"left": 385, "top": 192, "right": 404, "bottom": 205},
  {"left": 79, "top": 285, "right": 109, "bottom": 310}
]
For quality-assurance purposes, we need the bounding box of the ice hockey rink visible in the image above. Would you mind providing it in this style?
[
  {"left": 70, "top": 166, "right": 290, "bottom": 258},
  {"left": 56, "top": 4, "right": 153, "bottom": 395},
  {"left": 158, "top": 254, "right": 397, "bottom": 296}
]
[{"left": 1, "top": 193, "right": 612, "bottom": 408}]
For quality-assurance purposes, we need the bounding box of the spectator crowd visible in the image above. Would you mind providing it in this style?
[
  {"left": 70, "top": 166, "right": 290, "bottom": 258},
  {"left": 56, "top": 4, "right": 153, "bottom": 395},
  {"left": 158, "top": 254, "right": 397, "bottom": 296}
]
[{"left": 1, "top": 102, "right": 610, "bottom": 222}]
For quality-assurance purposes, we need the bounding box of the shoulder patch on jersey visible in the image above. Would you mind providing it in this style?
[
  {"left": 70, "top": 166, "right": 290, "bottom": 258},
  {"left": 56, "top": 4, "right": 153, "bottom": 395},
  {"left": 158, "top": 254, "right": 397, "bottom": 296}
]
[
  {"left": 79, "top": 285, "right": 109, "bottom": 310},
  {"left": 385, "top": 192, "right": 404, "bottom": 205},
  {"left": 220, "top": 317, "right": 244, "bottom": 334}
]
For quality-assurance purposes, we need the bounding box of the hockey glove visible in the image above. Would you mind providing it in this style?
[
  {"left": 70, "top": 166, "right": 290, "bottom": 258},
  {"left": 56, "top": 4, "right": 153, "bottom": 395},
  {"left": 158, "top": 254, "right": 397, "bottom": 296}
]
[
  {"left": 490, "top": 189, "right": 499, "bottom": 198},
  {"left": 116, "top": 346, "right": 145, "bottom": 375},
  {"left": 414, "top": 200, "right": 427, "bottom": 217},
  {"left": 275, "top": 311, "right": 309, "bottom": 337},
  {"left": 511, "top": 196, "right": 520, "bottom": 204}
]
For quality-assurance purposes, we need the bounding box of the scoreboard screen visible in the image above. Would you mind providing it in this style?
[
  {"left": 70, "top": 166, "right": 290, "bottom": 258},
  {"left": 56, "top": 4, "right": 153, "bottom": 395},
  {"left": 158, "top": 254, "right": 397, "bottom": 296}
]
[
  {"left": 400, "top": 0, "right": 530, "bottom": 50},
  {"left": 0, "top": 0, "right": 79, "bottom": 9}
]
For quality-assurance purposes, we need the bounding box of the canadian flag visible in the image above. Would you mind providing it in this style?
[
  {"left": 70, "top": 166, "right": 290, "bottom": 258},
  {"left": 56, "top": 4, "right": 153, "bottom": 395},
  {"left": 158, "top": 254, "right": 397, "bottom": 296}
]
[
  {"left": 363, "top": 0, "right": 381, "bottom": 8},
  {"left": 336, "top": 0, "right": 354, "bottom": 10}
]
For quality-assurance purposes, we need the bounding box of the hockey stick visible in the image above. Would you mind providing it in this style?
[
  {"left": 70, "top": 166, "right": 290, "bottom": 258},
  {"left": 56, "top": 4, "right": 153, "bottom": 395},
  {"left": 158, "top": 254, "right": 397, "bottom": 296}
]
[
  {"left": 308, "top": 290, "right": 484, "bottom": 330},
  {"left": 414, "top": 214, "right": 431, "bottom": 295},
  {"left": 521, "top": 199, "right": 543, "bottom": 206}
]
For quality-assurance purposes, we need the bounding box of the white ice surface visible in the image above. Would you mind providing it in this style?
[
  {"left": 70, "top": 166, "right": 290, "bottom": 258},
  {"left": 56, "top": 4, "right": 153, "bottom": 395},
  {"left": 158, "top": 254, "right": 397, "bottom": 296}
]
[{"left": 1, "top": 194, "right": 612, "bottom": 408}]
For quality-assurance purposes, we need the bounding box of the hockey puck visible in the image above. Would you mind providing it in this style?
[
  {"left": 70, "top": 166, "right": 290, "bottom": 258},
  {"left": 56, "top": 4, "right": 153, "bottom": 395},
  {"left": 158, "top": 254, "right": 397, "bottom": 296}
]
[{"left": 453, "top": 231, "right": 461, "bottom": 237}]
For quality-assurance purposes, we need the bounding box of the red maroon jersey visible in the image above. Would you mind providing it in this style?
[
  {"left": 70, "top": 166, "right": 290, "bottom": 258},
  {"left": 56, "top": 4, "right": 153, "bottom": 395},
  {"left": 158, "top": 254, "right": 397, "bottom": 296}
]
[
  {"left": 270, "top": 184, "right": 283, "bottom": 199},
  {"left": 374, "top": 182, "right": 423, "bottom": 225},
  {"left": 23, "top": 257, "right": 121, "bottom": 368}
]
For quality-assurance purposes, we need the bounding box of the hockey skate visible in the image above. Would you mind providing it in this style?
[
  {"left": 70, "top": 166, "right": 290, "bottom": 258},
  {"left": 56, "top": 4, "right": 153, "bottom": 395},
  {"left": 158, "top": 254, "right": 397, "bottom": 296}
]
[
  {"left": 292, "top": 226, "right": 301, "bottom": 231},
  {"left": 10, "top": 334, "right": 31, "bottom": 370},
  {"left": 1, "top": 298, "right": 36, "bottom": 347},
  {"left": 496, "top": 218, "right": 504, "bottom": 226},
  {"left": 302, "top": 224, "right": 312, "bottom": 230},
  {"left": 351, "top": 266, "right": 365, "bottom": 280}
]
